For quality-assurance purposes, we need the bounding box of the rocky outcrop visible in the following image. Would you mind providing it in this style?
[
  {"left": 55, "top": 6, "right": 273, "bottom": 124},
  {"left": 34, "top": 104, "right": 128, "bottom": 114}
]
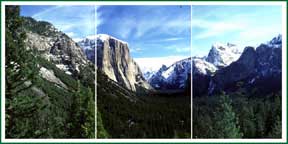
[
  {"left": 39, "top": 67, "right": 68, "bottom": 89},
  {"left": 95, "top": 34, "right": 151, "bottom": 91},
  {"left": 206, "top": 43, "right": 241, "bottom": 68},
  {"left": 24, "top": 17, "right": 88, "bottom": 75},
  {"left": 192, "top": 57, "right": 217, "bottom": 75},
  {"left": 208, "top": 35, "right": 282, "bottom": 94},
  {"left": 148, "top": 42, "right": 241, "bottom": 90},
  {"left": 210, "top": 46, "right": 257, "bottom": 92}
]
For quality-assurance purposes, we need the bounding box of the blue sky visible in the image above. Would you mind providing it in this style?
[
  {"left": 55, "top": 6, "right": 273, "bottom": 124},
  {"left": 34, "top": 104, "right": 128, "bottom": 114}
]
[
  {"left": 192, "top": 5, "right": 282, "bottom": 56},
  {"left": 21, "top": 5, "right": 96, "bottom": 41},
  {"left": 20, "top": 5, "right": 191, "bottom": 59},
  {"left": 97, "top": 6, "right": 191, "bottom": 58},
  {"left": 20, "top": 5, "right": 283, "bottom": 70}
]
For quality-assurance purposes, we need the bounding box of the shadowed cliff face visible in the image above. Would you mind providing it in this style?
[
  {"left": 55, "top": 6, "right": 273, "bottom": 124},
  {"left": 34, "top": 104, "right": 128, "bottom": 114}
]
[
  {"left": 191, "top": 35, "right": 282, "bottom": 96},
  {"left": 96, "top": 34, "right": 151, "bottom": 91},
  {"left": 208, "top": 35, "right": 282, "bottom": 94}
]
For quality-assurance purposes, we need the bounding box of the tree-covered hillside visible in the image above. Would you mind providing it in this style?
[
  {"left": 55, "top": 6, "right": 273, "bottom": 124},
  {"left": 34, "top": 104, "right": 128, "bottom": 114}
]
[
  {"left": 97, "top": 70, "right": 191, "bottom": 138},
  {"left": 5, "top": 6, "right": 95, "bottom": 138},
  {"left": 193, "top": 87, "right": 281, "bottom": 138}
]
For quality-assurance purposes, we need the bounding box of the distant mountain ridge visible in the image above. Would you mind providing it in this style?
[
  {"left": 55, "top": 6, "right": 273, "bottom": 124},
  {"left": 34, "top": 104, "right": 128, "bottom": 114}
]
[
  {"left": 148, "top": 35, "right": 282, "bottom": 94},
  {"left": 148, "top": 42, "right": 241, "bottom": 90},
  {"left": 148, "top": 58, "right": 191, "bottom": 89},
  {"left": 190, "top": 35, "right": 282, "bottom": 96},
  {"left": 208, "top": 35, "right": 282, "bottom": 95}
]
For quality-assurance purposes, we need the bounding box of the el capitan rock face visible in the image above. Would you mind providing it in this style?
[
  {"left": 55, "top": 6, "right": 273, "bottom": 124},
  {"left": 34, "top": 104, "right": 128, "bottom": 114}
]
[{"left": 79, "top": 34, "right": 151, "bottom": 91}]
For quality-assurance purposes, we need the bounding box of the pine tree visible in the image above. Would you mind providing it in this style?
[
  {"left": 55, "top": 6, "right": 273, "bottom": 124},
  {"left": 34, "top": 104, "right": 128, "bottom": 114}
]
[
  {"left": 5, "top": 6, "right": 41, "bottom": 138},
  {"left": 68, "top": 80, "right": 83, "bottom": 138},
  {"left": 212, "top": 93, "right": 243, "bottom": 138},
  {"left": 97, "top": 111, "right": 110, "bottom": 138},
  {"left": 268, "top": 116, "right": 281, "bottom": 138},
  {"left": 255, "top": 102, "right": 266, "bottom": 138},
  {"left": 68, "top": 81, "right": 95, "bottom": 138},
  {"left": 82, "top": 87, "right": 95, "bottom": 138}
]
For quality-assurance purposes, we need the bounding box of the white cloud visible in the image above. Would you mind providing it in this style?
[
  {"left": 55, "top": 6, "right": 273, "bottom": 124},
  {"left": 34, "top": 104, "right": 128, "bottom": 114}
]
[
  {"left": 136, "top": 15, "right": 190, "bottom": 38},
  {"left": 95, "top": 5, "right": 103, "bottom": 33},
  {"left": 192, "top": 9, "right": 282, "bottom": 42},
  {"left": 165, "top": 45, "right": 191, "bottom": 53},
  {"left": 66, "top": 32, "right": 75, "bottom": 37},
  {"left": 33, "top": 5, "right": 65, "bottom": 19},
  {"left": 71, "top": 37, "right": 83, "bottom": 42},
  {"left": 130, "top": 47, "right": 143, "bottom": 53},
  {"left": 191, "top": 6, "right": 282, "bottom": 58},
  {"left": 235, "top": 26, "right": 281, "bottom": 50},
  {"left": 192, "top": 19, "right": 245, "bottom": 39},
  {"left": 100, "top": 6, "right": 190, "bottom": 40},
  {"left": 163, "top": 37, "right": 184, "bottom": 41},
  {"left": 175, "top": 47, "right": 191, "bottom": 53},
  {"left": 149, "top": 37, "right": 185, "bottom": 42},
  {"left": 32, "top": 6, "right": 102, "bottom": 38}
]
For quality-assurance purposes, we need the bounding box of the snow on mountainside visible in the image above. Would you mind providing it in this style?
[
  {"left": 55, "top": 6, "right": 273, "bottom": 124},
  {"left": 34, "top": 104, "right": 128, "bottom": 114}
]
[
  {"left": 149, "top": 58, "right": 191, "bottom": 89},
  {"left": 134, "top": 56, "right": 188, "bottom": 80},
  {"left": 206, "top": 42, "right": 241, "bottom": 68},
  {"left": 208, "top": 35, "right": 282, "bottom": 95},
  {"left": 192, "top": 43, "right": 241, "bottom": 76},
  {"left": 77, "top": 37, "right": 96, "bottom": 63},
  {"left": 193, "top": 57, "right": 217, "bottom": 75},
  {"left": 148, "top": 42, "right": 241, "bottom": 89}
]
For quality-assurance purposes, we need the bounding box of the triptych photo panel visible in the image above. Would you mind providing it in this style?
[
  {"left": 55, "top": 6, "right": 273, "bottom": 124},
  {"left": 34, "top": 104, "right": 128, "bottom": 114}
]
[{"left": 2, "top": 2, "right": 286, "bottom": 142}]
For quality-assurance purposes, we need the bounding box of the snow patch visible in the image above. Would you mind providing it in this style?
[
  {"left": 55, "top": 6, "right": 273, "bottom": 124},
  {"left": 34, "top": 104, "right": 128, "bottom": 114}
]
[
  {"left": 193, "top": 58, "right": 217, "bottom": 75},
  {"left": 85, "top": 34, "right": 128, "bottom": 44},
  {"left": 134, "top": 56, "right": 187, "bottom": 80},
  {"left": 56, "top": 64, "right": 69, "bottom": 72}
]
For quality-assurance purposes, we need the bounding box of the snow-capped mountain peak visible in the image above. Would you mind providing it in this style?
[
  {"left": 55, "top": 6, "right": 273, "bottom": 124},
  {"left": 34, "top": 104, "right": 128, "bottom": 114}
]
[
  {"left": 206, "top": 42, "right": 241, "bottom": 68},
  {"left": 78, "top": 37, "right": 95, "bottom": 50},
  {"left": 148, "top": 58, "right": 191, "bottom": 89},
  {"left": 78, "top": 34, "right": 128, "bottom": 50},
  {"left": 84, "top": 34, "right": 128, "bottom": 44}
]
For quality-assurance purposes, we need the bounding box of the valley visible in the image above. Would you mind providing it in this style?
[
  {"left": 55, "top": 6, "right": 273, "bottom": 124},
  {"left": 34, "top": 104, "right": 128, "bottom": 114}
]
[
  {"left": 97, "top": 70, "right": 191, "bottom": 138},
  {"left": 4, "top": 4, "right": 283, "bottom": 140}
]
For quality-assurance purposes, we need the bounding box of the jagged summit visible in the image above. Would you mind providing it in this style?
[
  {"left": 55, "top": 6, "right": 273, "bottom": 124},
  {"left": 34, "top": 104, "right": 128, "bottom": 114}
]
[
  {"left": 208, "top": 35, "right": 282, "bottom": 94},
  {"left": 267, "top": 34, "right": 282, "bottom": 48},
  {"left": 148, "top": 57, "right": 191, "bottom": 89},
  {"left": 206, "top": 42, "right": 241, "bottom": 68}
]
